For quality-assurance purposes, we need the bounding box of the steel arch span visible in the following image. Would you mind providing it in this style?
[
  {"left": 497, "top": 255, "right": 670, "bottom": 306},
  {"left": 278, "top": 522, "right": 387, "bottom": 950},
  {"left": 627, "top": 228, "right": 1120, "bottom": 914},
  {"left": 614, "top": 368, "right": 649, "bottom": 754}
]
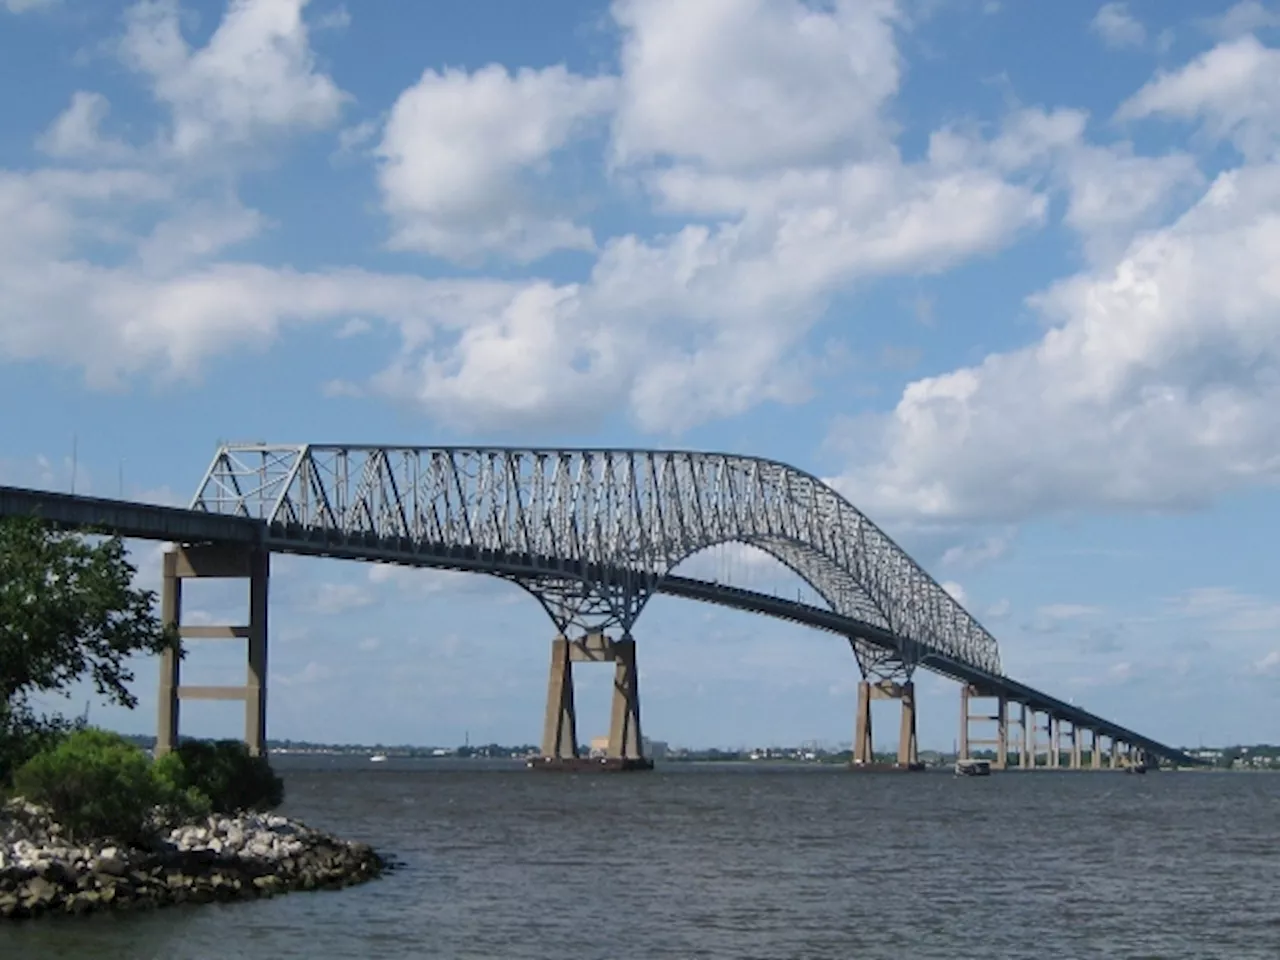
[{"left": 192, "top": 444, "right": 1002, "bottom": 676}]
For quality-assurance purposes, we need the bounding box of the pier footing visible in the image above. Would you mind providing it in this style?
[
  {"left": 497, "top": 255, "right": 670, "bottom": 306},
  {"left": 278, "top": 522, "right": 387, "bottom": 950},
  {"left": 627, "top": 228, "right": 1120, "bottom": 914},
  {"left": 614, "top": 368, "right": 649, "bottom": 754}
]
[
  {"left": 527, "top": 756, "right": 655, "bottom": 773},
  {"left": 847, "top": 762, "right": 927, "bottom": 773}
]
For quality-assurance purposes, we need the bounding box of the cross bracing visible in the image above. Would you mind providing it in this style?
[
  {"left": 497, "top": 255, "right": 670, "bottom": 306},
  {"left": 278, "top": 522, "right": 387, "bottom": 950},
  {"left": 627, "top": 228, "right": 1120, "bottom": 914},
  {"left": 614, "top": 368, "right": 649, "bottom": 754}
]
[{"left": 191, "top": 444, "right": 1003, "bottom": 675}]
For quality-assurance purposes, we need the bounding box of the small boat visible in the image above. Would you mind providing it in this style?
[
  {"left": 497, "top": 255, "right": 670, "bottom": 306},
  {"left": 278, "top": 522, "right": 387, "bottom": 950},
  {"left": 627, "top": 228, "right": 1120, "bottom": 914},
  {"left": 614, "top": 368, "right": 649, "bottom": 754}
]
[
  {"left": 370, "top": 754, "right": 388, "bottom": 763},
  {"left": 955, "top": 758, "right": 991, "bottom": 777}
]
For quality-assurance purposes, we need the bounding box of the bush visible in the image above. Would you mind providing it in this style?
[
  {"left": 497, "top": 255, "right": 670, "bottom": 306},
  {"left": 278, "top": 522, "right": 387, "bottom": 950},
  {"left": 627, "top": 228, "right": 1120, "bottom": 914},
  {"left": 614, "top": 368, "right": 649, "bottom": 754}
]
[
  {"left": 12, "top": 728, "right": 162, "bottom": 844},
  {"left": 156, "top": 739, "right": 284, "bottom": 815},
  {"left": 0, "top": 706, "right": 78, "bottom": 787}
]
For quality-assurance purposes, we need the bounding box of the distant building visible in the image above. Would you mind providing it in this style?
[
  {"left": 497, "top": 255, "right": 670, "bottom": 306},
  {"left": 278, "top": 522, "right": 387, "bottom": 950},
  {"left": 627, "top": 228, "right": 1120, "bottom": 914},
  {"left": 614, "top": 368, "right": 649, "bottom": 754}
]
[{"left": 587, "top": 735, "right": 667, "bottom": 759}]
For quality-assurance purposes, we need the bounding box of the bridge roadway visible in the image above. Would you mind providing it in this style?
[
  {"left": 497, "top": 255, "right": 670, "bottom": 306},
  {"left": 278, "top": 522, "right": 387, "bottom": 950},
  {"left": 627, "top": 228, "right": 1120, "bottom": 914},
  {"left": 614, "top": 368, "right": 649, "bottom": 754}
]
[{"left": 0, "top": 483, "right": 1200, "bottom": 768}]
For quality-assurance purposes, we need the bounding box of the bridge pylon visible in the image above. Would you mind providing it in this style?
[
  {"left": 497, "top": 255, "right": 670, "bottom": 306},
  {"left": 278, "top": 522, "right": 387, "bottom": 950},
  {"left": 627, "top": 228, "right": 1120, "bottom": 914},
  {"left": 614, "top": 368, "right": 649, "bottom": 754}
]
[
  {"left": 525, "top": 577, "right": 652, "bottom": 772},
  {"left": 849, "top": 639, "right": 922, "bottom": 771},
  {"left": 531, "top": 632, "right": 650, "bottom": 771}
]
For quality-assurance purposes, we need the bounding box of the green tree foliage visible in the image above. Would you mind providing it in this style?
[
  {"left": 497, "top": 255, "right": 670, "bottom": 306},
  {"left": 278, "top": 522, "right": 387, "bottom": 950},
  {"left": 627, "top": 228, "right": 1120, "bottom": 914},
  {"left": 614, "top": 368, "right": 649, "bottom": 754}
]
[
  {"left": 13, "top": 729, "right": 165, "bottom": 844},
  {"left": 154, "top": 739, "right": 284, "bottom": 814},
  {"left": 0, "top": 516, "right": 175, "bottom": 781}
]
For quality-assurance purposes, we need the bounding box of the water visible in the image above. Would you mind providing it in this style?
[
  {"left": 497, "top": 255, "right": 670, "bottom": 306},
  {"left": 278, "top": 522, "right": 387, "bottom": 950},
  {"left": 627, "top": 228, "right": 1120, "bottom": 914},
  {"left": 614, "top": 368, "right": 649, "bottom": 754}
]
[{"left": 5, "top": 759, "right": 1279, "bottom": 959}]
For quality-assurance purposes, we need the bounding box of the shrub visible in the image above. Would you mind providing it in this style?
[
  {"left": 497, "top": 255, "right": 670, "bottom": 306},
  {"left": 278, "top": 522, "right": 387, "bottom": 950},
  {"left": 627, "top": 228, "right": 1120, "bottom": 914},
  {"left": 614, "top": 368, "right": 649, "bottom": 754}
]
[
  {"left": 150, "top": 753, "right": 213, "bottom": 822},
  {"left": 158, "top": 739, "right": 284, "bottom": 814},
  {"left": 12, "top": 728, "right": 161, "bottom": 844},
  {"left": 0, "top": 706, "right": 77, "bottom": 787}
]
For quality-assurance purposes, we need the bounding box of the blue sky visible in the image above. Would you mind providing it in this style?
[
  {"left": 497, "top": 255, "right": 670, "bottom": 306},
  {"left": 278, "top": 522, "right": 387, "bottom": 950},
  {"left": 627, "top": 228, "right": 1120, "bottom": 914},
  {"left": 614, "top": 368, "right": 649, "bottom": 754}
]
[{"left": 2, "top": 0, "right": 1278, "bottom": 751}]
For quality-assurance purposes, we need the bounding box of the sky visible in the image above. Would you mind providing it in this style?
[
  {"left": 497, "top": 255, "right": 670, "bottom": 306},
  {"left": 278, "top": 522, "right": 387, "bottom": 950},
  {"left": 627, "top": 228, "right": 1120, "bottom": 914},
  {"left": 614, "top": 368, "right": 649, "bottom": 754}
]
[{"left": 2, "top": 0, "right": 1278, "bottom": 752}]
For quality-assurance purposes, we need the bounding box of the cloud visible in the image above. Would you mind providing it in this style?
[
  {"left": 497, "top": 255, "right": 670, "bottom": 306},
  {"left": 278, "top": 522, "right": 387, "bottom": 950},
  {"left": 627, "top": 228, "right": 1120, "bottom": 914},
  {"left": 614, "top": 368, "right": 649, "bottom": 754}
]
[
  {"left": 1117, "top": 35, "right": 1280, "bottom": 162},
  {"left": 834, "top": 161, "right": 1280, "bottom": 522},
  {"left": 1037, "top": 604, "right": 1101, "bottom": 621},
  {"left": 366, "top": 562, "right": 504, "bottom": 596},
  {"left": 941, "top": 528, "right": 1015, "bottom": 569},
  {"left": 1173, "top": 587, "right": 1280, "bottom": 633},
  {"left": 38, "top": 92, "right": 135, "bottom": 163},
  {"left": 277, "top": 661, "right": 333, "bottom": 687},
  {"left": 376, "top": 64, "right": 614, "bottom": 262},
  {"left": 314, "top": 582, "right": 375, "bottom": 614},
  {"left": 1091, "top": 3, "right": 1146, "bottom": 49},
  {"left": 370, "top": 0, "right": 1046, "bottom": 434},
  {"left": 3, "top": 0, "right": 56, "bottom": 11},
  {"left": 932, "top": 107, "right": 1203, "bottom": 263},
  {"left": 0, "top": 0, "right": 1048, "bottom": 438},
  {"left": 940, "top": 580, "right": 967, "bottom": 604},
  {"left": 119, "top": 0, "right": 347, "bottom": 158},
  {"left": 1256, "top": 650, "right": 1280, "bottom": 674},
  {"left": 1200, "top": 2, "right": 1280, "bottom": 40},
  {"left": 612, "top": 0, "right": 900, "bottom": 172}
]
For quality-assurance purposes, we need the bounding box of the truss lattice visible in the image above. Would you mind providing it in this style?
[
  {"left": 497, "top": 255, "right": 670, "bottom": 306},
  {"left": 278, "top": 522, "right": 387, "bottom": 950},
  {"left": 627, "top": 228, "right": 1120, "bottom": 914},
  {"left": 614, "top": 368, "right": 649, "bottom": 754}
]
[{"left": 191, "top": 444, "right": 1003, "bottom": 674}]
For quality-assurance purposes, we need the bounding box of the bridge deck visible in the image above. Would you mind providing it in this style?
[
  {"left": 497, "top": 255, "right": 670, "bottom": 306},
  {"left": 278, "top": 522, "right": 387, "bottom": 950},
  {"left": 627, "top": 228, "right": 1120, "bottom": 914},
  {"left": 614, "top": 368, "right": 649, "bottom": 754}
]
[{"left": 0, "top": 484, "right": 1199, "bottom": 767}]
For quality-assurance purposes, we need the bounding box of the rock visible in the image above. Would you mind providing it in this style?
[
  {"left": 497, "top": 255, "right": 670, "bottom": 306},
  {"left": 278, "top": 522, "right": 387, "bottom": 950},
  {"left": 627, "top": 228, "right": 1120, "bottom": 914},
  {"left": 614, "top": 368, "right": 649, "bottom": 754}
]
[
  {"left": 2, "top": 799, "right": 387, "bottom": 922},
  {"left": 92, "top": 854, "right": 129, "bottom": 876},
  {"left": 21, "top": 875, "right": 59, "bottom": 912}
]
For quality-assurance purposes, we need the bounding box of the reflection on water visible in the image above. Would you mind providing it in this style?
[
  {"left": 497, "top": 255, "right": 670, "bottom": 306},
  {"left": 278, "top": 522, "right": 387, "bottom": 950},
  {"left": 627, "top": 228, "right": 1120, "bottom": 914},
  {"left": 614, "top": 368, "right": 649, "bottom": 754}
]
[{"left": 5, "top": 758, "right": 1279, "bottom": 959}]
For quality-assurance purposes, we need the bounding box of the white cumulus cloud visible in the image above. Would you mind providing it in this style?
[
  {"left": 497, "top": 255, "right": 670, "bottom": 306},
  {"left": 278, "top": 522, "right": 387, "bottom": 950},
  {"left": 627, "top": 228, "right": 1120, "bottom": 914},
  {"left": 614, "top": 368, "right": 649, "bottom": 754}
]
[
  {"left": 835, "top": 161, "right": 1280, "bottom": 522},
  {"left": 1117, "top": 35, "right": 1280, "bottom": 162},
  {"left": 376, "top": 63, "right": 615, "bottom": 262},
  {"left": 119, "top": 0, "right": 347, "bottom": 158},
  {"left": 1091, "top": 3, "right": 1146, "bottom": 49}
]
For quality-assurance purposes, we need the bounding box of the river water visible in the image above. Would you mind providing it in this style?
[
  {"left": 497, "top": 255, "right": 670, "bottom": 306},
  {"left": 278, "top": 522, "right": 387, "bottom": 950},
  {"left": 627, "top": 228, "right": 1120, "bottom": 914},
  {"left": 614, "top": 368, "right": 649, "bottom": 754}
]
[{"left": 4, "top": 758, "right": 1279, "bottom": 959}]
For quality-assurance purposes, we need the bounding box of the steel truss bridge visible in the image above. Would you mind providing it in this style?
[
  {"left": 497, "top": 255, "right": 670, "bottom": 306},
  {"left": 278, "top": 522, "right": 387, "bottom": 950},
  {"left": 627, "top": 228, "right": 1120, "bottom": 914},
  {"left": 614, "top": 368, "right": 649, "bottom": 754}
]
[{"left": 0, "top": 443, "right": 1200, "bottom": 769}]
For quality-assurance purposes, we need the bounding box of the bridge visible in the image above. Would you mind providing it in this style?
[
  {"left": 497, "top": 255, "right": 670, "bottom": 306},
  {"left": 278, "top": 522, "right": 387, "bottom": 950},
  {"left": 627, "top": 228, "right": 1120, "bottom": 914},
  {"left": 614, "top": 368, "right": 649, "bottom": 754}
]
[{"left": 0, "top": 443, "right": 1199, "bottom": 771}]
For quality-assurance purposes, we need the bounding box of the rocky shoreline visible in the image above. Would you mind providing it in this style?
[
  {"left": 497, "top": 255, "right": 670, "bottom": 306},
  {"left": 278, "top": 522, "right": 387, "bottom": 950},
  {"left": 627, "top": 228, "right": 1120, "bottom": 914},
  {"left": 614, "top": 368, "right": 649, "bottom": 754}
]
[{"left": 0, "top": 799, "right": 386, "bottom": 920}]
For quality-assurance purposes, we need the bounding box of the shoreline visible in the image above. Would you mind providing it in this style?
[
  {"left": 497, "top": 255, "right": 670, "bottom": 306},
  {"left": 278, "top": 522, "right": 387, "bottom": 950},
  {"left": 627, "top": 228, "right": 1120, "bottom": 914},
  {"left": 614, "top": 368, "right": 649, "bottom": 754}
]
[{"left": 1, "top": 800, "right": 386, "bottom": 921}]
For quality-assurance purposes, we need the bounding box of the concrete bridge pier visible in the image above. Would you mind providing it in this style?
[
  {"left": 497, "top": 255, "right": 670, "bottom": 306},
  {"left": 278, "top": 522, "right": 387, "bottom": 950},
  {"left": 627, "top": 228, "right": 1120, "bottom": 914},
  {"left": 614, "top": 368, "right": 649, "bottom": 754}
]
[
  {"left": 1014, "top": 703, "right": 1030, "bottom": 769},
  {"left": 1031, "top": 710, "right": 1053, "bottom": 769},
  {"left": 851, "top": 679, "right": 920, "bottom": 770},
  {"left": 959, "top": 685, "right": 1009, "bottom": 769},
  {"left": 156, "top": 543, "right": 269, "bottom": 757},
  {"left": 540, "top": 637, "right": 579, "bottom": 760},
  {"left": 533, "top": 633, "right": 650, "bottom": 771}
]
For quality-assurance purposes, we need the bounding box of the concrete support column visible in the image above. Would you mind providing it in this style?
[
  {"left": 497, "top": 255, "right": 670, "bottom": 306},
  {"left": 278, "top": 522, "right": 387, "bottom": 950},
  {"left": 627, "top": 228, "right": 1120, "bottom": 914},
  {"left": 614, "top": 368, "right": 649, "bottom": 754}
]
[
  {"left": 1020, "top": 704, "right": 1032, "bottom": 769},
  {"left": 541, "top": 637, "right": 579, "bottom": 759},
  {"left": 897, "top": 681, "right": 918, "bottom": 768},
  {"left": 853, "top": 680, "right": 873, "bottom": 765},
  {"left": 996, "top": 695, "right": 1008, "bottom": 770},
  {"left": 1051, "top": 716, "right": 1062, "bottom": 769},
  {"left": 1091, "top": 731, "right": 1102, "bottom": 770},
  {"left": 1070, "top": 725, "right": 1082, "bottom": 771},
  {"left": 959, "top": 684, "right": 971, "bottom": 761},
  {"left": 245, "top": 548, "right": 269, "bottom": 757},
  {"left": 607, "top": 637, "right": 642, "bottom": 760},
  {"left": 156, "top": 551, "right": 182, "bottom": 757},
  {"left": 155, "top": 544, "right": 269, "bottom": 758},
  {"left": 1110, "top": 738, "right": 1119, "bottom": 769}
]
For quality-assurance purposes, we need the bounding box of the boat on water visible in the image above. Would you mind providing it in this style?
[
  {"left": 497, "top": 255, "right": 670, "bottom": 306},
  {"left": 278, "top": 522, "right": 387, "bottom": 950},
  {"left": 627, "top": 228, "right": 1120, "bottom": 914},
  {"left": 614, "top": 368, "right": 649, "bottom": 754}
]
[
  {"left": 370, "top": 754, "right": 388, "bottom": 763},
  {"left": 955, "top": 758, "right": 992, "bottom": 777}
]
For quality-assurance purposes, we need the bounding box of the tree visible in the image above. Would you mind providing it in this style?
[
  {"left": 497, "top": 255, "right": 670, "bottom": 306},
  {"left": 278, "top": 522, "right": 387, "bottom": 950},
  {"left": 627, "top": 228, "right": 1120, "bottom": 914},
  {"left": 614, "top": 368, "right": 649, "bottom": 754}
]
[{"left": 0, "top": 516, "right": 175, "bottom": 780}]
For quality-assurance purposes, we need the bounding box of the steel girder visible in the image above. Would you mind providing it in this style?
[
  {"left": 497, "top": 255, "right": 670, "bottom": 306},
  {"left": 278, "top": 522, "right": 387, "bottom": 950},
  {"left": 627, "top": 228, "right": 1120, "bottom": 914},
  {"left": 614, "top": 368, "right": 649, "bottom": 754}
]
[{"left": 191, "top": 444, "right": 1003, "bottom": 675}]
